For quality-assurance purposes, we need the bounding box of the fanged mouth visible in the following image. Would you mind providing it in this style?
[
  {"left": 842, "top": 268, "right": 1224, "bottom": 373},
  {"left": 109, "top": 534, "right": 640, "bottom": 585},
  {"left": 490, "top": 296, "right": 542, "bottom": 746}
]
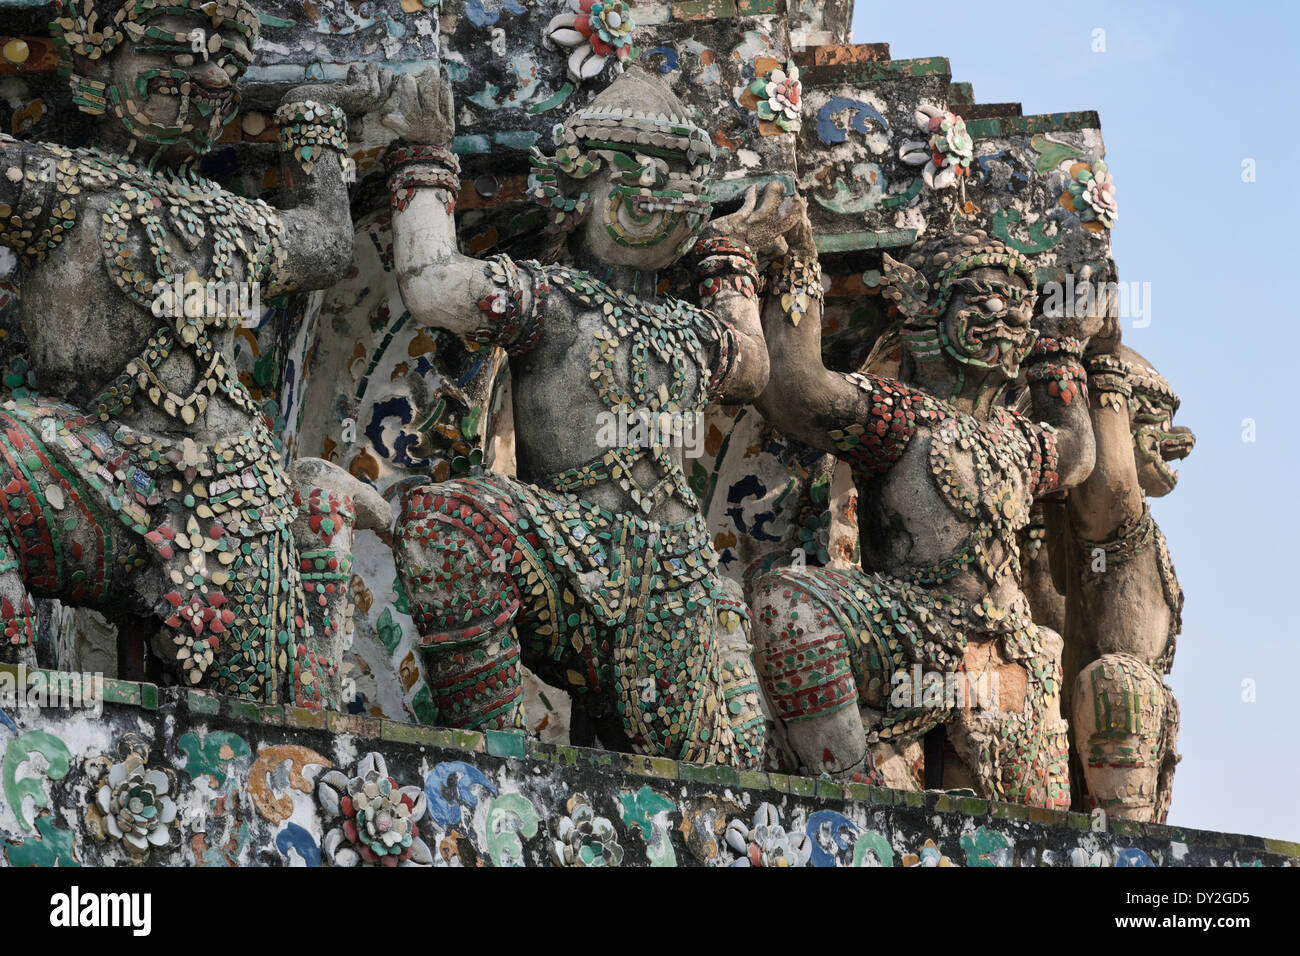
[
  {"left": 1138, "top": 426, "right": 1192, "bottom": 489},
  {"left": 630, "top": 191, "right": 711, "bottom": 217},
  {"left": 146, "top": 75, "right": 238, "bottom": 111},
  {"left": 967, "top": 322, "right": 1034, "bottom": 364},
  {"left": 1152, "top": 454, "right": 1179, "bottom": 488},
  {"left": 1158, "top": 429, "right": 1196, "bottom": 462}
]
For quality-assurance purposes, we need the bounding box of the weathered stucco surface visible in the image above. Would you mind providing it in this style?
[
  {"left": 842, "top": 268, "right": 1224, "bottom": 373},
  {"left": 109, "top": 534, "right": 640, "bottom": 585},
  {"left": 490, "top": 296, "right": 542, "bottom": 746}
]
[{"left": 1, "top": 665, "right": 1292, "bottom": 867}]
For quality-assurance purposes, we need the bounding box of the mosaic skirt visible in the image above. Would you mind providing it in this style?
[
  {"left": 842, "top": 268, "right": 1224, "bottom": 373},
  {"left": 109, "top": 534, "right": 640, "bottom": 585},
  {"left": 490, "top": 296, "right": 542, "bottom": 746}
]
[
  {"left": 752, "top": 564, "right": 1069, "bottom": 806},
  {"left": 397, "top": 472, "right": 765, "bottom": 769},
  {"left": 0, "top": 395, "right": 324, "bottom": 705}
]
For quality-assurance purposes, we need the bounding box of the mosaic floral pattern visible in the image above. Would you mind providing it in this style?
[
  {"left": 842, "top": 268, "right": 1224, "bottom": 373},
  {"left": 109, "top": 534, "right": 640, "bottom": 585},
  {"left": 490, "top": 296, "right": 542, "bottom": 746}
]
[
  {"left": 545, "top": 0, "right": 634, "bottom": 82},
  {"left": 1065, "top": 160, "right": 1117, "bottom": 229},
  {"left": 0, "top": 697, "right": 1280, "bottom": 867},
  {"left": 751, "top": 62, "right": 803, "bottom": 133},
  {"left": 724, "top": 802, "right": 811, "bottom": 867},
  {"left": 317, "top": 752, "right": 432, "bottom": 866},
  {"left": 551, "top": 793, "right": 624, "bottom": 866},
  {"left": 84, "top": 737, "right": 179, "bottom": 861},
  {"left": 899, "top": 105, "right": 973, "bottom": 190}
]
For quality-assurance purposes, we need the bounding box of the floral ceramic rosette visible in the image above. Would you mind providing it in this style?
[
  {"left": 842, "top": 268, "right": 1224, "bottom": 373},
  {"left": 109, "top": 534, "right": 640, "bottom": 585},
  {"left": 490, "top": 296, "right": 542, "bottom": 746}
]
[
  {"left": 751, "top": 62, "right": 803, "bottom": 132},
  {"left": 1066, "top": 160, "right": 1117, "bottom": 229},
  {"left": 551, "top": 794, "right": 624, "bottom": 866},
  {"left": 84, "top": 736, "right": 180, "bottom": 861},
  {"left": 899, "top": 105, "right": 974, "bottom": 190},
  {"left": 725, "top": 802, "right": 812, "bottom": 867},
  {"left": 317, "top": 752, "right": 432, "bottom": 866},
  {"left": 546, "top": 0, "right": 635, "bottom": 82}
]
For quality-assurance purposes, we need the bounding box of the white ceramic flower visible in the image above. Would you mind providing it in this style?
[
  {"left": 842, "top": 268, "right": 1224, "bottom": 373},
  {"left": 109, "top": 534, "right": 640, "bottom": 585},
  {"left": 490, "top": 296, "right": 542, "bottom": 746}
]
[
  {"left": 545, "top": 0, "right": 635, "bottom": 82},
  {"left": 725, "top": 802, "right": 811, "bottom": 867},
  {"left": 1080, "top": 162, "right": 1117, "bottom": 227},
  {"left": 318, "top": 752, "right": 432, "bottom": 867},
  {"left": 899, "top": 104, "right": 972, "bottom": 191},
  {"left": 751, "top": 62, "right": 803, "bottom": 132},
  {"left": 550, "top": 794, "right": 624, "bottom": 866},
  {"left": 89, "top": 748, "right": 179, "bottom": 858}
]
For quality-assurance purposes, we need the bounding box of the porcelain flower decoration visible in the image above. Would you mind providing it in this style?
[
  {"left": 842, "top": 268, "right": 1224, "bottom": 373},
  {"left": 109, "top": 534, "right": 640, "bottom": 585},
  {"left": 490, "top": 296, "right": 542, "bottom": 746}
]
[
  {"left": 85, "top": 743, "right": 179, "bottom": 860},
  {"left": 725, "top": 802, "right": 811, "bottom": 867},
  {"left": 751, "top": 62, "right": 803, "bottom": 132},
  {"left": 1069, "top": 160, "right": 1117, "bottom": 229},
  {"left": 546, "top": 0, "right": 635, "bottom": 82},
  {"left": 318, "top": 752, "right": 432, "bottom": 866},
  {"left": 899, "top": 105, "right": 973, "bottom": 190},
  {"left": 551, "top": 794, "right": 624, "bottom": 866}
]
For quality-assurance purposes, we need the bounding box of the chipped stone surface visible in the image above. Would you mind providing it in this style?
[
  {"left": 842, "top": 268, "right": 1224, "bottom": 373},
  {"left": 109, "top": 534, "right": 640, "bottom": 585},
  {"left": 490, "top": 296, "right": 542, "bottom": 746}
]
[{"left": 1, "top": 673, "right": 1290, "bottom": 867}]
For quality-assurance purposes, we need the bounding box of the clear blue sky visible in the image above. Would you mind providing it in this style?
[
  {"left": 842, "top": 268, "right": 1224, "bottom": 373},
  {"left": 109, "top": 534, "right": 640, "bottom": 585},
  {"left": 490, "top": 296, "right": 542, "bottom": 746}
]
[{"left": 855, "top": 0, "right": 1300, "bottom": 841}]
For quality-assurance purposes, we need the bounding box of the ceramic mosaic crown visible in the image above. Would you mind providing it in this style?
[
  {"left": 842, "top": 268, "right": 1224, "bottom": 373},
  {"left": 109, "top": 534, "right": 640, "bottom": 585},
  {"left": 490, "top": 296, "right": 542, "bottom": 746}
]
[
  {"left": 51, "top": 0, "right": 260, "bottom": 62},
  {"left": 562, "top": 66, "right": 716, "bottom": 168},
  {"left": 530, "top": 66, "right": 717, "bottom": 233},
  {"left": 1118, "top": 344, "right": 1181, "bottom": 413}
]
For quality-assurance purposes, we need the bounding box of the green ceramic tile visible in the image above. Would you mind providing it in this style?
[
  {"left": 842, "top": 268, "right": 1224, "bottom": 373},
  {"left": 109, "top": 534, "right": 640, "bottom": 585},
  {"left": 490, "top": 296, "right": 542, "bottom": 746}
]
[
  {"left": 286, "top": 706, "right": 328, "bottom": 730},
  {"left": 381, "top": 720, "right": 442, "bottom": 746},
  {"left": 714, "top": 765, "right": 740, "bottom": 788},
  {"left": 448, "top": 729, "right": 485, "bottom": 753},
  {"left": 102, "top": 678, "right": 141, "bottom": 707},
  {"left": 485, "top": 729, "right": 527, "bottom": 759},
  {"left": 624, "top": 753, "right": 679, "bottom": 779},
  {"left": 672, "top": 0, "right": 738, "bottom": 21},
  {"left": 1264, "top": 838, "right": 1300, "bottom": 859},
  {"left": 990, "top": 801, "right": 1029, "bottom": 822},
  {"left": 226, "top": 699, "right": 261, "bottom": 723},
  {"left": 678, "top": 762, "right": 720, "bottom": 784},
  {"left": 788, "top": 775, "right": 816, "bottom": 797},
  {"left": 188, "top": 689, "right": 220, "bottom": 714}
]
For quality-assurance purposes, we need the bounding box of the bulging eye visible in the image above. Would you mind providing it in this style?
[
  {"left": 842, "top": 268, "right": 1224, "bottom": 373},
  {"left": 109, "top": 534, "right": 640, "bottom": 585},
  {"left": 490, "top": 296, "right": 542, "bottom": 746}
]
[{"left": 984, "top": 296, "right": 1005, "bottom": 313}]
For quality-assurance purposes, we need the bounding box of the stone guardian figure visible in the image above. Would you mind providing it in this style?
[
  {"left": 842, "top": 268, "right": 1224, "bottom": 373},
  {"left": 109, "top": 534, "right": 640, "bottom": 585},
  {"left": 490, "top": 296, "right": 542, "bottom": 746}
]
[
  {"left": 1066, "top": 328, "right": 1193, "bottom": 822},
  {"left": 377, "top": 66, "right": 803, "bottom": 768},
  {"left": 749, "top": 220, "right": 1100, "bottom": 807},
  {"left": 0, "top": 0, "right": 388, "bottom": 708}
]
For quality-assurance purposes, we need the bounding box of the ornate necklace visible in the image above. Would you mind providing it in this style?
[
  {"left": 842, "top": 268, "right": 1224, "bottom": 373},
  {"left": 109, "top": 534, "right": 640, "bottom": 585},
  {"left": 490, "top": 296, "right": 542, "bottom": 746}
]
[
  {"left": 76, "top": 147, "right": 286, "bottom": 429},
  {"left": 925, "top": 401, "right": 1032, "bottom": 586},
  {"left": 542, "top": 266, "right": 712, "bottom": 514}
]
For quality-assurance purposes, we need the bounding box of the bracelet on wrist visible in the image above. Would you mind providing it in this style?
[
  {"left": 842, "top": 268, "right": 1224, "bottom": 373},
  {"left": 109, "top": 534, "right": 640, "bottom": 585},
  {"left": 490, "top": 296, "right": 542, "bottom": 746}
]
[
  {"left": 693, "top": 237, "right": 759, "bottom": 302},
  {"left": 1026, "top": 357, "right": 1088, "bottom": 406},
  {"left": 385, "top": 144, "right": 462, "bottom": 212},
  {"left": 276, "top": 101, "right": 348, "bottom": 176},
  {"left": 766, "top": 254, "right": 824, "bottom": 327},
  {"left": 385, "top": 143, "right": 460, "bottom": 176},
  {"left": 467, "top": 257, "right": 548, "bottom": 357},
  {"left": 1083, "top": 353, "right": 1133, "bottom": 410},
  {"left": 1029, "top": 335, "right": 1086, "bottom": 361}
]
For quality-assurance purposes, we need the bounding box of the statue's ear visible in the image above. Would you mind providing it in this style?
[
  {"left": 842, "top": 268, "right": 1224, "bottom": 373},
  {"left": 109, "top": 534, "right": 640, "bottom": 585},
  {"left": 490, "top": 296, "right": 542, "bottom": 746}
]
[{"left": 881, "top": 253, "right": 930, "bottom": 316}]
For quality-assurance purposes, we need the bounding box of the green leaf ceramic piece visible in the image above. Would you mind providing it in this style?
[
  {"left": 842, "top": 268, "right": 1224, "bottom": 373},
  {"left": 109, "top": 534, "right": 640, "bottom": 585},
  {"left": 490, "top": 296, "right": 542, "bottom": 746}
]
[{"left": 2, "top": 730, "right": 72, "bottom": 833}]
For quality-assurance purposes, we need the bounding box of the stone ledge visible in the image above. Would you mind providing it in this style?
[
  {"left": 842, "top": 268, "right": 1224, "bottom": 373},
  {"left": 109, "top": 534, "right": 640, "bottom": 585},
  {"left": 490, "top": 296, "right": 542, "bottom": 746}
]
[
  {"left": 0, "top": 668, "right": 1291, "bottom": 866},
  {"left": 965, "top": 110, "right": 1104, "bottom": 138}
]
